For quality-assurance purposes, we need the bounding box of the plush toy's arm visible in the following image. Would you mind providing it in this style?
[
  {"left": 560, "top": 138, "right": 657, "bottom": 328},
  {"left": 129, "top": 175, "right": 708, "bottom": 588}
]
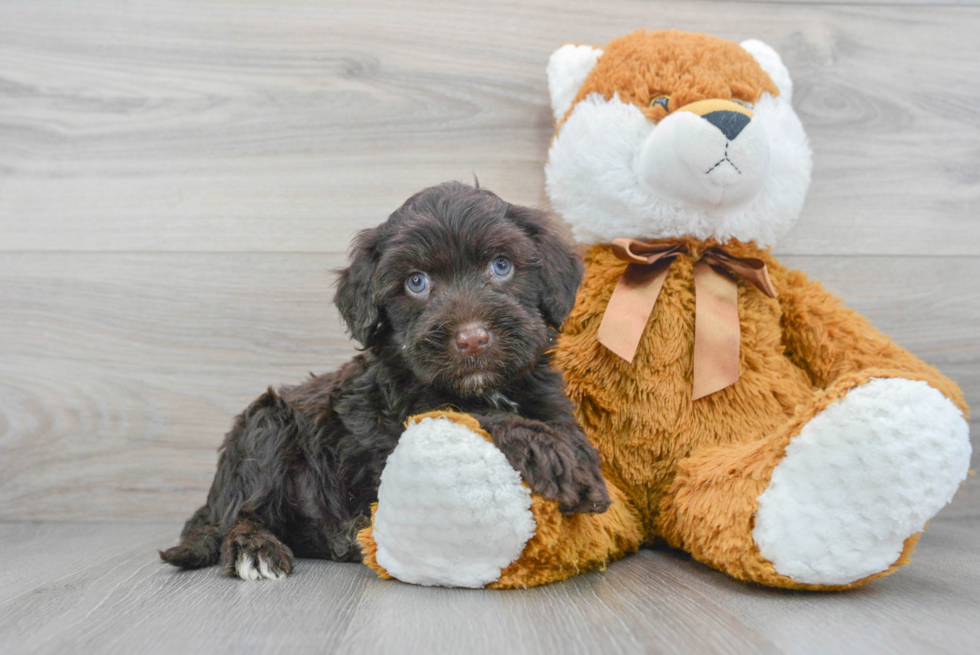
[{"left": 774, "top": 264, "right": 967, "bottom": 414}]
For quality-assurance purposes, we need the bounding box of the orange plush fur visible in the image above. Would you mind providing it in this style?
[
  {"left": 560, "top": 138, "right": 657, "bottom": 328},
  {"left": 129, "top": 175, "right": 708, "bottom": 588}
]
[
  {"left": 533, "top": 30, "right": 966, "bottom": 590},
  {"left": 563, "top": 30, "right": 778, "bottom": 127},
  {"left": 552, "top": 243, "right": 964, "bottom": 590}
]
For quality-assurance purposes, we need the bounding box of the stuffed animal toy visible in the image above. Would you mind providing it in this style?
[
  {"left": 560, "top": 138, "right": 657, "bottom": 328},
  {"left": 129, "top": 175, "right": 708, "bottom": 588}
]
[{"left": 358, "top": 29, "right": 972, "bottom": 590}]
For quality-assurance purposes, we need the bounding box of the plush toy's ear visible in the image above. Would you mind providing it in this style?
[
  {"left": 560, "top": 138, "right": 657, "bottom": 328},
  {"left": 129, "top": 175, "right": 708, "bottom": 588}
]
[
  {"left": 740, "top": 39, "right": 793, "bottom": 101},
  {"left": 334, "top": 226, "right": 385, "bottom": 348},
  {"left": 506, "top": 204, "right": 583, "bottom": 328},
  {"left": 547, "top": 44, "right": 603, "bottom": 123}
]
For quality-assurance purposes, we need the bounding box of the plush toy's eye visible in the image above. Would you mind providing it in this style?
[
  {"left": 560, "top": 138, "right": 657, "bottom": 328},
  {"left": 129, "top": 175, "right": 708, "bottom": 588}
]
[
  {"left": 731, "top": 99, "right": 753, "bottom": 109},
  {"left": 405, "top": 272, "right": 430, "bottom": 296},
  {"left": 648, "top": 94, "right": 671, "bottom": 111},
  {"left": 489, "top": 256, "right": 513, "bottom": 278}
]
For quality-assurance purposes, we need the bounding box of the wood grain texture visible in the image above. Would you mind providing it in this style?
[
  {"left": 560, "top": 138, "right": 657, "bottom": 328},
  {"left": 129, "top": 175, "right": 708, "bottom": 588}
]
[
  {"left": 0, "top": 522, "right": 170, "bottom": 604},
  {"left": 1, "top": 519, "right": 977, "bottom": 655},
  {"left": 1, "top": 1, "right": 977, "bottom": 650},
  {"left": 1, "top": 0, "right": 979, "bottom": 256},
  {"left": 1, "top": 252, "right": 976, "bottom": 520},
  {"left": 746, "top": 0, "right": 976, "bottom": 4},
  {"left": 0, "top": 252, "right": 356, "bottom": 521}
]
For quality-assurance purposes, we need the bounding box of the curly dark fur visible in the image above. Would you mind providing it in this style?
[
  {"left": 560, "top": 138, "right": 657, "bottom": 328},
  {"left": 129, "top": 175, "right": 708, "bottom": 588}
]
[{"left": 160, "top": 182, "right": 610, "bottom": 579}]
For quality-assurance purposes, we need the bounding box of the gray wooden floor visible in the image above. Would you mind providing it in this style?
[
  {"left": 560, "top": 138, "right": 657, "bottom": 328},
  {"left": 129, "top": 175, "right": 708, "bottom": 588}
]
[
  {"left": 1, "top": 0, "right": 978, "bottom": 653},
  {"left": 0, "top": 518, "right": 977, "bottom": 655}
]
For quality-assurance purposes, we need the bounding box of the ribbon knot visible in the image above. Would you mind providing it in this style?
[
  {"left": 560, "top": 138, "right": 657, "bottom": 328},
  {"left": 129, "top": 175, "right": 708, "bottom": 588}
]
[{"left": 596, "top": 238, "right": 778, "bottom": 400}]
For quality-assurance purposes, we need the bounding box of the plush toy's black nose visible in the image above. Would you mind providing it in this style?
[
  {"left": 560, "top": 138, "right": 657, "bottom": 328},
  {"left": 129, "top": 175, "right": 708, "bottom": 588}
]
[
  {"left": 455, "top": 324, "right": 490, "bottom": 356},
  {"left": 702, "top": 110, "right": 751, "bottom": 141}
]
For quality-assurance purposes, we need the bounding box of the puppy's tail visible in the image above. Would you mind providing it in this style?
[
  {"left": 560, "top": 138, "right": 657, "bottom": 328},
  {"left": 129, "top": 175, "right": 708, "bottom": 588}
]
[{"left": 159, "top": 505, "right": 222, "bottom": 569}]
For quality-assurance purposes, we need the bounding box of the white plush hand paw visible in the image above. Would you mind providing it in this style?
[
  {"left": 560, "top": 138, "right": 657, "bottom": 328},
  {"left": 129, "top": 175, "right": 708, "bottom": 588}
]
[{"left": 371, "top": 416, "right": 536, "bottom": 588}]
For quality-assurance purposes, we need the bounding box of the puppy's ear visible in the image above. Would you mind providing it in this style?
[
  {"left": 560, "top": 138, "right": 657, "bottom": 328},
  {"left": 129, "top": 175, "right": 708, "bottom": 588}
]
[
  {"left": 334, "top": 226, "right": 384, "bottom": 347},
  {"left": 507, "top": 204, "right": 583, "bottom": 328}
]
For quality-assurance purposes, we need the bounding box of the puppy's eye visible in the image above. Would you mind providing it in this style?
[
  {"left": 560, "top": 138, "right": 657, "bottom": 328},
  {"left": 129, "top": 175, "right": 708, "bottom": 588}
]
[
  {"left": 489, "top": 256, "right": 512, "bottom": 278},
  {"left": 731, "top": 99, "right": 753, "bottom": 109},
  {"left": 405, "top": 272, "right": 430, "bottom": 296},
  {"left": 649, "top": 94, "right": 670, "bottom": 111}
]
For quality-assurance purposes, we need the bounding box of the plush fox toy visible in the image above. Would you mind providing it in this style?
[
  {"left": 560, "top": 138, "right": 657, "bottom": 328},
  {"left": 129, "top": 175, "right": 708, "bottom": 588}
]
[{"left": 358, "top": 29, "right": 972, "bottom": 590}]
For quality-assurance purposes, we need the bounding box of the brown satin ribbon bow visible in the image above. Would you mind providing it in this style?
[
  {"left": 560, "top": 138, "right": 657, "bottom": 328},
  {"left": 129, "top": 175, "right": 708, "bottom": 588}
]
[{"left": 596, "top": 238, "right": 778, "bottom": 401}]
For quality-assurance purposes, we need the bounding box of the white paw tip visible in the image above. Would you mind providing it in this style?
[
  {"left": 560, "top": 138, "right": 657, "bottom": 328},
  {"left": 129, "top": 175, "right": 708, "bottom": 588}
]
[{"left": 236, "top": 553, "right": 287, "bottom": 581}]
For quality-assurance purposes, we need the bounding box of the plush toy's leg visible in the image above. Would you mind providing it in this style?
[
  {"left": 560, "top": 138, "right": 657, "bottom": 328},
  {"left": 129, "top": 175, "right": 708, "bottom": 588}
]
[
  {"left": 490, "top": 479, "right": 643, "bottom": 589},
  {"left": 357, "top": 411, "right": 643, "bottom": 589},
  {"left": 658, "top": 372, "right": 971, "bottom": 590}
]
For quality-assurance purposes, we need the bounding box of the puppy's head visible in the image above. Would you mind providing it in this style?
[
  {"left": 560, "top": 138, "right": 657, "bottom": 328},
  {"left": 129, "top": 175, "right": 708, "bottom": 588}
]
[{"left": 335, "top": 181, "right": 582, "bottom": 396}]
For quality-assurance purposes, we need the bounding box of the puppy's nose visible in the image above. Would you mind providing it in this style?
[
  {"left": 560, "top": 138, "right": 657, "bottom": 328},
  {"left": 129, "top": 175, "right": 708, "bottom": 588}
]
[{"left": 455, "top": 324, "right": 490, "bottom": 356}]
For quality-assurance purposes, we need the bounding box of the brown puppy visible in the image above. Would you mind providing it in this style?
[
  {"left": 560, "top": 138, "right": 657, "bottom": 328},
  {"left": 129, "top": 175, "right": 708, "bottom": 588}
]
[{"left": 160, "top": 182, "right": 610, "bottom": 580}]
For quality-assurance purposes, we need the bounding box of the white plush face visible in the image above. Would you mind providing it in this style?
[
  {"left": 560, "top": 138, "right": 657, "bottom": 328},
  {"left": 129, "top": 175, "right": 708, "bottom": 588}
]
[{"left": 545, "top": 39, "right": 812, "bottom": 247}]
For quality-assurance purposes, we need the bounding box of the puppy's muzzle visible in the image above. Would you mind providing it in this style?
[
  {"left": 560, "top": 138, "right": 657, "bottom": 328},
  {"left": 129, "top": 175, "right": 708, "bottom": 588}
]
[{"left": 455, "top": 323, "right": 491, "bottom": 356}]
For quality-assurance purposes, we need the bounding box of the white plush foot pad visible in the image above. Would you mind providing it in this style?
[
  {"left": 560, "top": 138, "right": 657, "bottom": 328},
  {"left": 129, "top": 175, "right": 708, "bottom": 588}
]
[
  {"left": 753, "top": 378, "right": 971, "bottom": 585},
  {"left": 372, "top": 417, "right": 536, "bottom": 588}
]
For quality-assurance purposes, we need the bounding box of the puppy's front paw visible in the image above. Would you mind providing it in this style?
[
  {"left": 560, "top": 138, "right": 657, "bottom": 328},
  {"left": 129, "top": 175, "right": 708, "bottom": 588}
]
[
  {"left": 554, "top": 453, "right": 613, "bottom": 515},
  {"left": 221, "top": 522, "right": 294, "bottom": 581},
  {"left": 488, "top": 417, "right": 611, "bottom": 515},
  {"left": 234, "top": 550, "right": 291, "bottom": 581}
]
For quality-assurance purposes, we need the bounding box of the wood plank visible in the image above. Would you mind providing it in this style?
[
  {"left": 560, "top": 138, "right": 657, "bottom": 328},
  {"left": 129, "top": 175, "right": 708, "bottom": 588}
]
[
  {"left": 642, "top": 518, "right": 980, "bottom": 654},
  {"left": 0, "top": 522, "right": 171, "bottom": 604},
  {"left": 0, "top": 252, "right": 357, "bottom": 522},
  {"left": 0, "top": 519, "right": 977, "bottom": 655},
  {"left": 743, "top": 0, "right": 974, "bottom": 4},
  {"left": 0, "top": 0, "right": 978, "bottom": 256},
  {"left": 333, "top": 549, "right": 776, "bottom": 655},
  {"left": 0, "top": 522, "right": 374, "bottom": 655},
  {"left": 0, "top": 252, "right": 976, "bottom": 521}
]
